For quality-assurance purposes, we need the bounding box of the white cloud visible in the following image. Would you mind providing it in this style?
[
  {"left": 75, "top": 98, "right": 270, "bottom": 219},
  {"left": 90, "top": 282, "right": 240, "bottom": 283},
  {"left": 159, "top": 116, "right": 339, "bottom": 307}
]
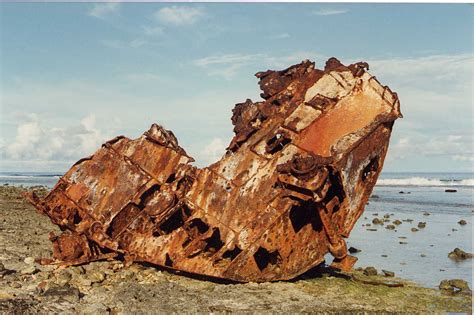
[
  {"left": 389, "top": 134, "right": 473, "bottom": 161},
  {"left": 197, "top": 138, "right": 227, "bottom": 166},
  {"left": 366, "top": 54, "right": 472, "bottom": 90},
  {"left": 123, "top": 73, "right": 162, "bottom": 82},
  {"left": 154, "top": 6, "right": 205, "bottom": 26},
  {"left": 2, "top": 114, "right": 111, "bottom": 166},
  {"left": 143, "top": 26, "right": 164, "bottom": 36},
  {"left": 312, "top": 9, "right": 348, "bottom": 16},
  {"left": 6, "top": 115, "right": 42, "bottom": 160},
  {"left": 193, "top": 54, "right": 263, "bottom": 67},
  {"left": 193, "top": 53, "right": 264, "bottom": 79},
  {"left": 100, "top": 38, "right": 149, "bottom": 49},
  {"left": 192, "top": 51, "right": 324, "bottom": 80},
  {"left": 88, "top": 3, "right": 120, "bottom": 20},
  {"left": 453, "top": 155, "right": 474, "bottom": 162},
  {"left": 271, "top": 33, "right": 290, "bottom": 39}
]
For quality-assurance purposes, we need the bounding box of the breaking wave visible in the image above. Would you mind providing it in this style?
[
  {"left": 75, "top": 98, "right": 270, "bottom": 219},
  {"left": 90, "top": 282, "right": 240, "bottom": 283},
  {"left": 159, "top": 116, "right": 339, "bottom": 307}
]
[{"left": 377, "top": 177, "right": 474, "bottom": 187}]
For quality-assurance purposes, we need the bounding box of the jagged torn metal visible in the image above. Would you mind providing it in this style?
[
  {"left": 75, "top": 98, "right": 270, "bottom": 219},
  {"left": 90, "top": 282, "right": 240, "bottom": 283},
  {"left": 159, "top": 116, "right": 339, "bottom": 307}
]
[{"left": 26, "top": 58, "right": 402, "bottom": 282}]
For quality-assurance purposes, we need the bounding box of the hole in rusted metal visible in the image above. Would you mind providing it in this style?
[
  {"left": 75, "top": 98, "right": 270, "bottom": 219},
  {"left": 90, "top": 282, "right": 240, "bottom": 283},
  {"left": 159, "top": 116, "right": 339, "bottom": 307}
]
[
  {"left": 137, "top": 184, "right": 161, "bottom": 209},
  {"left": 176, "top": 175, "right": 194, "bottom": 191},
  {"left": 203, "top": 228, "right": 224, "bottom": 254},
  {"left": 166, "top": 173, "right": 176, "bottom": 183},
  {"left": 362, "top": 156, "right": 379, "bottom": 181},
  {"left": 72, "top": 210, "right": 82, "bottom": 224},
  {"left": 289, "top": 200, "right": 323, "bottom": 233},
  {"left": 106, "top": 205, "right": 141, "bottom": 239},
  {"left": 283, "top": 183, "right": 314, "bottom": 199},
  {"left": 165, "top": 253, "right": 173, "bottom": 267},
  {"left": 159, "top": 204, "right": 191, "bottom": 234},
  {"left": 222, "top": 246, "right": 242, "bottom": 261},
  {"left": 253, "top": 247, "right": 281, "bottom": 271},
  {"left": 322, "top": 168, "right": 345, "bottom": 209},
  {"left": 265, "top": 133, "right": 291, "bottom": 154},
  {"left": 182, "top": 218, "right": 210, "bottom": 248},
  {"left": 187, "top": 218, "right": 209, "bottom": 234}
]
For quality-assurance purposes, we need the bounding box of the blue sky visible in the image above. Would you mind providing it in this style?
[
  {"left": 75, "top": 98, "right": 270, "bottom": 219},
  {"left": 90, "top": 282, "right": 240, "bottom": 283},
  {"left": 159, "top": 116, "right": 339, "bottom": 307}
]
[{"left": 1, "top": 3, "right": 472, "bottom": 172}]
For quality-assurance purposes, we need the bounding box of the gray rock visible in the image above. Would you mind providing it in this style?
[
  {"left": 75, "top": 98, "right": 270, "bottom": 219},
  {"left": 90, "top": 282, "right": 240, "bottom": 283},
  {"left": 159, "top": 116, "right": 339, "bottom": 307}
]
[
  {"left": 363, "top": 266, "right": 377, "bottom": 276},
  {"left": 88, "top": 271, "right": 106, "bottom": 284},
  {"left": 439, "top": 280, "right": 452, "bottom": 291},
  {"left": 82, "top": 302, "right": 110, "bottom": 314},
  {"left": 69, "top": 265, "right": 86, "bottom": 276},
  {"left": 41, "top": 284, "right": 81, "bottom": 303},
  {"left": 348, "top": 247, "right": 361, "bottom": 254},
  {"left": 382, "top": 270, "right": 395, "bottom": 277},
  {"left": 449, "top": 279, "right": 471, "bottom": 292},
  {"left": 76, "top": 277, "right": 92, "bottom": 287},
  {"left": 55, "top": 270, "right": 72, "bottom": 287},
  {"left": 448, "top": 248, "right": 473, "bottom": 260},
  {"left": 21, "top": 266, "right": 39, "bottom": 275},
  {"left": 10, "top": 281, "right": 21, "bottom": 288},
  {"left": 372, "top": 218, "right": 383, "bottom": 225},
  {"left": 23, "top": 257, "right": 35, "bottom": 265},
  {"left": 439, "top": 279, "right": 471, "bottom": 294}
]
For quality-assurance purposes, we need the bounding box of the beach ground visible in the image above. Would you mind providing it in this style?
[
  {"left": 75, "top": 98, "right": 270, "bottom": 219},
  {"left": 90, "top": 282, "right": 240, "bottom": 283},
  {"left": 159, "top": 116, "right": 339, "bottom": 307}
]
[{"left": 0, "top": 186, "right": 471, "bottom": 313}]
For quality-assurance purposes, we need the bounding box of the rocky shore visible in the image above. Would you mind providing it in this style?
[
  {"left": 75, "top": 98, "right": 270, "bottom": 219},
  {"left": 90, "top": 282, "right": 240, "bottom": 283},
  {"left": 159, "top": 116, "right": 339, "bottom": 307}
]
[{"left": 0, "top": 186, "right": 471, "bottom": 313}]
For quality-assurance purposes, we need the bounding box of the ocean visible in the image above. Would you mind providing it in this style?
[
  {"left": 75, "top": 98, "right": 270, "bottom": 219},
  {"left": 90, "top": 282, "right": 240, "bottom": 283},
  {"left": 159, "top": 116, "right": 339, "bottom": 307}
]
[{"left": 0, "top": 171, "right": 472, "bottom": 288}]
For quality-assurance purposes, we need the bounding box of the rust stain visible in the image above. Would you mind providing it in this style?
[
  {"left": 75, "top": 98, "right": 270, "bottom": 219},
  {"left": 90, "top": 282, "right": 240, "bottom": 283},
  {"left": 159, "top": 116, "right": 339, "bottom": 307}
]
[{"left": 25, "top": 57, "right": 401, "bottom": 282}]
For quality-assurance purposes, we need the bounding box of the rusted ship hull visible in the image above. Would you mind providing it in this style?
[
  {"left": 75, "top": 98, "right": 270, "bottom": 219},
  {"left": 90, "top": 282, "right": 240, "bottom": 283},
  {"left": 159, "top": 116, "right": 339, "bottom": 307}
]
[{"left": 26, "top": 58, "right": 401, "bottom": 282}]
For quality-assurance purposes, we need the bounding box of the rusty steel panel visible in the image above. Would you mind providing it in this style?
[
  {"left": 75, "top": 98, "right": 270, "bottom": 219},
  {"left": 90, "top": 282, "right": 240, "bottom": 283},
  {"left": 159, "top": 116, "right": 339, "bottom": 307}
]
[{"left": 26, "top": 58, "right": 402, "bottom": 282}]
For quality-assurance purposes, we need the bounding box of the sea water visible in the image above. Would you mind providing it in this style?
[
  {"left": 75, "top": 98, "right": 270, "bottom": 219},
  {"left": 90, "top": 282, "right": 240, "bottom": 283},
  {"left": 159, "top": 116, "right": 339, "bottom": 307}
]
[
  {"left": 348, "top": 172, "right": 473, "bottom": 288},
  {"left": 1, "top": 171, "right": 472, "bottom": 288}
]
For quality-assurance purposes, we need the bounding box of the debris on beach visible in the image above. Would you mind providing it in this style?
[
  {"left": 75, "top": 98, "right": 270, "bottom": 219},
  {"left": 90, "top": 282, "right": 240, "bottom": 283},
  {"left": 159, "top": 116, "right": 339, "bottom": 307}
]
[
  {"left": 382, "top": 269, "right": 395, "bottom": 277},
  {"left": 439, "top": 279, "right": 471, "bottom": 294},
  {"left": 372, "top": 218, "right": 384, "bottom": 225},
  {"left": 445, "top": 189, "right": 457, "bottom": 193},
  {"left": 417, "top": 222, "right": 426, "bottom": 229},
  {"left": 24, "top": 58, "right": 401, "bottom": 282},
  {"left": 448, "top": 248, "right": 473, "bottom": 260},
  {"left": 348, "top": 247, "right": 361, "bottom": 254},
  {"left": 363, "top": 266, "right": 378, "bottom": 276}
]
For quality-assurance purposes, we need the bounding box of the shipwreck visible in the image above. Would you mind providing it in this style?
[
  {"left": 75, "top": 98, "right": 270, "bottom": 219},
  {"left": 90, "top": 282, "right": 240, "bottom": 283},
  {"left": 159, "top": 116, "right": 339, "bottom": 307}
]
[{"left": 26, "top": 58, "right": 401, "bottom": 282}]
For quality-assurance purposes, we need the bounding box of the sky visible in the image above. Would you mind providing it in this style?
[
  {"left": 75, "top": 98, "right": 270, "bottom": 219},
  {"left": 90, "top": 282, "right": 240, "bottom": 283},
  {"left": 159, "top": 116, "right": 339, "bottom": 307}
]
[{"left": 0, "top": 3, "right": 473, "bottom": 173}]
